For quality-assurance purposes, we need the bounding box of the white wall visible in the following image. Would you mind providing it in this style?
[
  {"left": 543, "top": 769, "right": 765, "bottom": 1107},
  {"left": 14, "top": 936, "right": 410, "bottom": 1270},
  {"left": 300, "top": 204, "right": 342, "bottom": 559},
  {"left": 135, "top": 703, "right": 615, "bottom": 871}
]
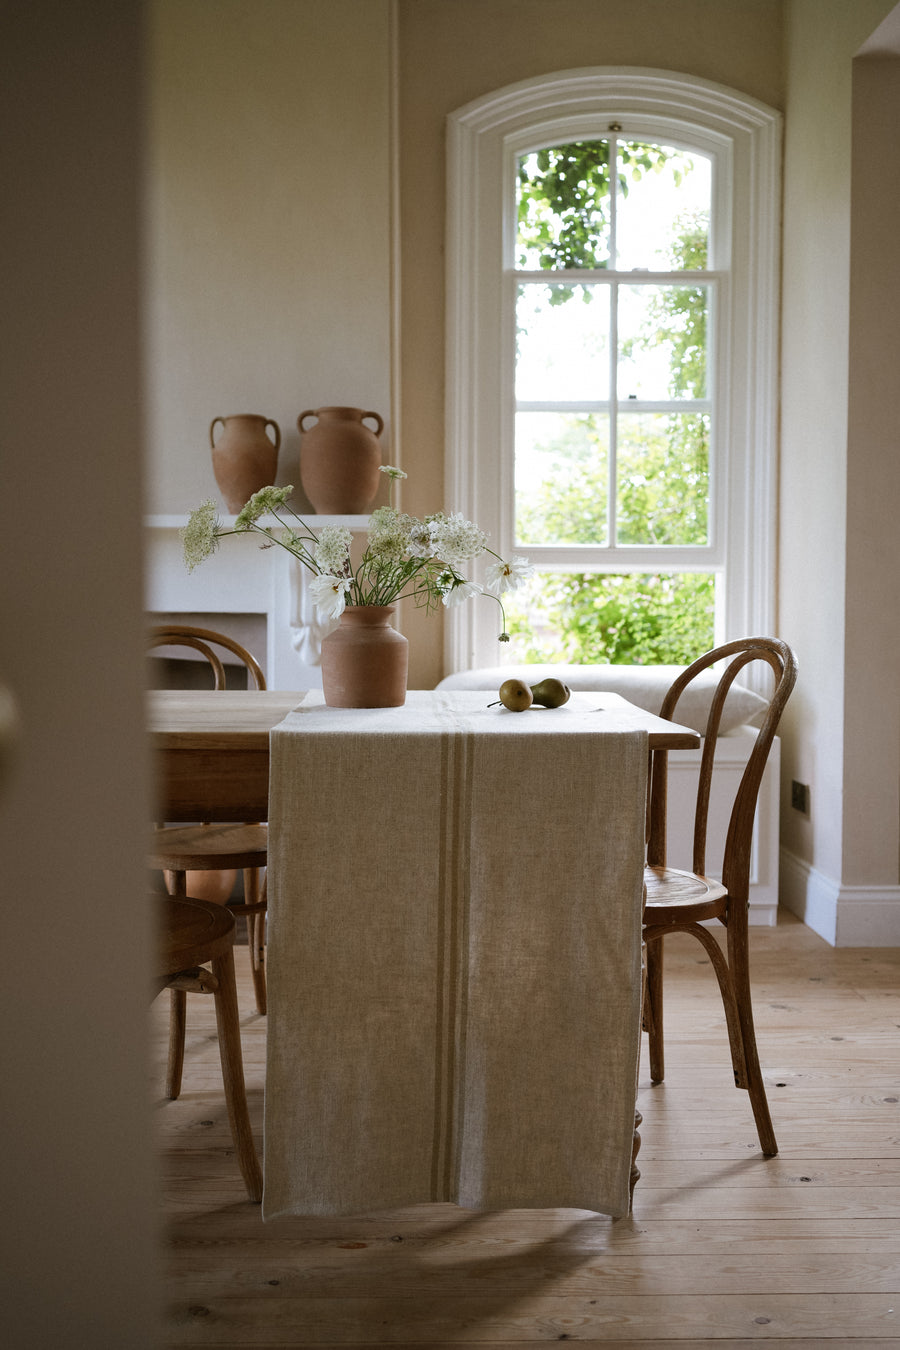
[
  {"left": 0, "top": 2, "right": 159, "bottom": 1342},
  {"left": 144, "top": 0, "right": 395, "bottom": 516},
  {"left": 842, "top": 52, "right": 900, "bottom": 913},
  {"left": 779, "top": 0, "right": 900, "bottom": 944}
]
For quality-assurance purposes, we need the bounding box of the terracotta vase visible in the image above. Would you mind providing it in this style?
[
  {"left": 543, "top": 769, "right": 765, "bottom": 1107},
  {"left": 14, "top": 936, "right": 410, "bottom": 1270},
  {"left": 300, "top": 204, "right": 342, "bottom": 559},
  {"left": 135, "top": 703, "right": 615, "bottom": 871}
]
[
  {"left": 320, "top": 605, "right": 408, "bottom": 708},
  {"left": 298, "top": 406, "right": 384, "bottom": 514},
  {"left": 210, "top": 414, "right": 281, "bottom": 514}
]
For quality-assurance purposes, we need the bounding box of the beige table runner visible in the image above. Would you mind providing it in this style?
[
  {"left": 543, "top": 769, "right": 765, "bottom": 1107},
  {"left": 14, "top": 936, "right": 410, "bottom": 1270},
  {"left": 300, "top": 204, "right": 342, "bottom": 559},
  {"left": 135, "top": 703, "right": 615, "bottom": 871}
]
[{"left": 263, "top": 690, "right": 648, "bottom": 1219}]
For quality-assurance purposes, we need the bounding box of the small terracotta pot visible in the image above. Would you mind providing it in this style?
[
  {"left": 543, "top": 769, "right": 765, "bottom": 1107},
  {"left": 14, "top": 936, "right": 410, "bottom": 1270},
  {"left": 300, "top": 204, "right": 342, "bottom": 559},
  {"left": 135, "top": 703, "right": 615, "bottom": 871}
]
[
  {"left": 210, "top": 414, "right": 281, "bottom": 513},
  {"left": 320, "top": 605, "right": 408, "bottom": 707},
  {"left": 164, "top": 869, "right": 237, "bottom": 905},
  {"left": 298, "top": 406, "right": 384, "bottom": 514}
]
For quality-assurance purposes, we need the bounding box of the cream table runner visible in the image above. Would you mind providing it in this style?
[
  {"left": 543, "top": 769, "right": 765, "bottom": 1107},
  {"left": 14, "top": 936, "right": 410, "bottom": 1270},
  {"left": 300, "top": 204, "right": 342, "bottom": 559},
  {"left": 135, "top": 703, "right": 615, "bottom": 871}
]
[{"left": 263, "top": 689, "right": 648, "bottom": 1219}]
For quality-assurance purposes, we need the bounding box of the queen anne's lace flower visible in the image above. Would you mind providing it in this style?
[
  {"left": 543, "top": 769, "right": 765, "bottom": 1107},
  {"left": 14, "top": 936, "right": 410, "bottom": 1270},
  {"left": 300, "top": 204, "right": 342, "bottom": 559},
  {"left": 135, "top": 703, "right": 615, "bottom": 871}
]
[
  {"left": 234, "top": 484, "right": 294, "bottom": 529},
  {"left": 314, "top": 524, "right": 353, "bottom": 574},
  {"left": 428, "top": 512, "right": 488, "bottom": 567},
  {"left": 485, "top": 555, "right": 534, "bottom": 594},
  {"left": 182, "top": 476, "right": 521, "bottom": 644},
  {"left": 309, "top": 573, "right": 352, "bottom": 620},
  {"left": 181, "top": 500, "right": 221, "bottom": 571},
  {"left": 367, "top": 507, "right": 413, "bottom": 561}
]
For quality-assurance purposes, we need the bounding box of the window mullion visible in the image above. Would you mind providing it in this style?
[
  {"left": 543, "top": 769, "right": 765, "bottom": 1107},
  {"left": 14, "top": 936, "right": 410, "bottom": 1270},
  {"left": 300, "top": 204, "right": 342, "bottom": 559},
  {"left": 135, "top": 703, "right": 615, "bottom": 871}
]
[
  {"left": 609, "top": 278, "right": 618, "bottom": 550},
  {"left": 608, "top": 133, "right": 618, "bottom": 552}
]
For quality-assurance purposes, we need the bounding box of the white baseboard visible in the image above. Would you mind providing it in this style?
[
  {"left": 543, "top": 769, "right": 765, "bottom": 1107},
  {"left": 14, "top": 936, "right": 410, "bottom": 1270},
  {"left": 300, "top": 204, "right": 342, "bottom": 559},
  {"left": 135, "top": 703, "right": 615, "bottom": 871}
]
[{"left": 780, "top": 848, "right": 900, "bottom": 946}]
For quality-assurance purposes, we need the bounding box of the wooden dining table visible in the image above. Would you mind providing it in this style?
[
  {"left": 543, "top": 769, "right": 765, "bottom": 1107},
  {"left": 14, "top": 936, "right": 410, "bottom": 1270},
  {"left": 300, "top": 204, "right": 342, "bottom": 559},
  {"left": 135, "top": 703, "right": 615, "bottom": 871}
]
[
  {"left": 148, "top": 687, "right": 699, "bottom": 822},
  {"left": 148, "top": 687, "right": 700, "bottom": 1220},
  {"left": 149, "top": 689, "right": 302, "bottom": 822}
]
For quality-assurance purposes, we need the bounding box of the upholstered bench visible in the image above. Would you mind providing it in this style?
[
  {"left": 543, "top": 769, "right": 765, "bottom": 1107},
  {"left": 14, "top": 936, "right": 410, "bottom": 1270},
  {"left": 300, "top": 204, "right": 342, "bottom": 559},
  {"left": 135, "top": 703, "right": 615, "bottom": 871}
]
[{"left": 435, "top": 664, "right": 780, "bottom": 925}]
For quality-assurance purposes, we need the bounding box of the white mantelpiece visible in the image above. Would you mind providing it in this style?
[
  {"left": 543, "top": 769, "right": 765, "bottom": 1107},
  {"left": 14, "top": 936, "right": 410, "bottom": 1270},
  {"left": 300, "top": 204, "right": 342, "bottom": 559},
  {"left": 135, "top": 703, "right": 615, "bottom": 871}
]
[{"left": 145, "top": 515, "right": 369, "bottom": 689}]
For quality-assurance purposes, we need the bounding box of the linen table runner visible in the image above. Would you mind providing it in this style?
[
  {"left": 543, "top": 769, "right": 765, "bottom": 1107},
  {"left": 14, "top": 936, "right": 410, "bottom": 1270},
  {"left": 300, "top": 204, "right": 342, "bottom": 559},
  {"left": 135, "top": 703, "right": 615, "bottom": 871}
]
[{"left": 264, "top": 690, "right": 648, "bottom": 1219}]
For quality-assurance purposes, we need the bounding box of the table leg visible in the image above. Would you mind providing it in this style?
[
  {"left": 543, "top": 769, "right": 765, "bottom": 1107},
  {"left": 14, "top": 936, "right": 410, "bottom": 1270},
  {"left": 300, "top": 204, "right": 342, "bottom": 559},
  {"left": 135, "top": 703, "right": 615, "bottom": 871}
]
[
  {"left": 629, "top": 1109, "right": 642, "bottom": 1210},
  {"left": 210, "top": 946, "right": 263, "bottom": 1203}
]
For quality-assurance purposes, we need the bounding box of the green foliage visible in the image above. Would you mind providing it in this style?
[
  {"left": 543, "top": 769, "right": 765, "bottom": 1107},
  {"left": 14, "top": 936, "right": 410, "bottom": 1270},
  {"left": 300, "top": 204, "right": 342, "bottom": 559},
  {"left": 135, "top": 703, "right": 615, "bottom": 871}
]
[
  {"left": 517, "top": 412, "right": 709, "bottom": 549},
  {"left": 516, "top": 139, "right": 676, "bottom": 304},
  {"left": 516, "top": 139, "right": 677, "bottom": 271},
  {"left": 517, "top": 141, "right": 613, "bottom": 272},
  {"left": 512, "top": 139, "right": 715, "bottom": 665},
  {"left": 641, "top": 214, "right": 709, "bottom": 398},
  {"left": 505, "top": 571, "right": 715, "bottom": 666},
  {"left": 616, "top": 413, "right": 709, "bottom": 545},
  {"left": 517, "top": 414, "right": 608, "bottom": 544}
]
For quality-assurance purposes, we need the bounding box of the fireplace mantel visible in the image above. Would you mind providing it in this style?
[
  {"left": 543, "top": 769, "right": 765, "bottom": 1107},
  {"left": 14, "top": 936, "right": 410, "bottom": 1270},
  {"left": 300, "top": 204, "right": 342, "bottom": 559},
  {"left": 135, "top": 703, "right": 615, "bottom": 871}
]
[{"left": 145, "top": 515, "right": 369, "bottom": 689}]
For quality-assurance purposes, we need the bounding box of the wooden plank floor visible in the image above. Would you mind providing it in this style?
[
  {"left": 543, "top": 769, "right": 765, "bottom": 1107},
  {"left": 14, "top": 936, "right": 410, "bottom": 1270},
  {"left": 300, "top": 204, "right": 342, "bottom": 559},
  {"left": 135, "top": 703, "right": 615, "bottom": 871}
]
[{"left": 152, "top": 911, "right": 900, "bottom": 1347}]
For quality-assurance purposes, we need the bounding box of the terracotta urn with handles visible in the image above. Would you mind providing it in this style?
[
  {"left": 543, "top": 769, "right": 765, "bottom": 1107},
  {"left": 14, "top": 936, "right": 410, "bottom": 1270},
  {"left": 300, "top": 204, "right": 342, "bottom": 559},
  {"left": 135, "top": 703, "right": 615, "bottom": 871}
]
[
  {"left": 298, "top": 406, "right": 384, "bottom": 514},
  {"left": 320, "top": 605, "right": 408, "bottom": 707},
  {"left": 209, "top": 413, "right": 281, "bottom": 514}
]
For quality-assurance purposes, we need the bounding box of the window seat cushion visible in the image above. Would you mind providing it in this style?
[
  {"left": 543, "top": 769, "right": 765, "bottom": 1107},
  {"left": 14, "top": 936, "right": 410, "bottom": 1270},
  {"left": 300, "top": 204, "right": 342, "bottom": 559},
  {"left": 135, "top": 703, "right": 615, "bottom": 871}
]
[{"left": 434, "top": 663, "right": 767, "bottom": 736}]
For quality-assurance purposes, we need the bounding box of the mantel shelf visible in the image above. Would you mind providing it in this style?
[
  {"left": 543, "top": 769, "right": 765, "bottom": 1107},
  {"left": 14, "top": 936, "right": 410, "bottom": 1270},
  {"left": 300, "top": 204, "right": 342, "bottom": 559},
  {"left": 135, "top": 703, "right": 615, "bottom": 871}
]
[{"left": 145, "top": 514, "right": 371, "bottom": 530}]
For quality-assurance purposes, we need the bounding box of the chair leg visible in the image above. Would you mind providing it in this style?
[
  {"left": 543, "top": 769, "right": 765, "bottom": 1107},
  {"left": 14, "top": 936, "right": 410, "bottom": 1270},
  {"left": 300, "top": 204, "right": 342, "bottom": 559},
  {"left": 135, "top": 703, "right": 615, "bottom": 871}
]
[
  {"left": 645, "top": 938, "right": 665, "bottom": 1083},
  {"left": 166, "top": 987, "right": 187, "bottom": 1099},
  {"left": 210, "top": 945, "right": 263, "bottom": 1202},
  {"left": 242, "top": 867, "right": 267, "bottom": 1016},
  {"left": 163, "top": 867, "right": 189, "bottom": 1098},
  {"left": 683, "top": 921, "right": 748, "bottom": 1091},
  {"left": 728, "top": 915, "right": 778, "bottom": 1156}
]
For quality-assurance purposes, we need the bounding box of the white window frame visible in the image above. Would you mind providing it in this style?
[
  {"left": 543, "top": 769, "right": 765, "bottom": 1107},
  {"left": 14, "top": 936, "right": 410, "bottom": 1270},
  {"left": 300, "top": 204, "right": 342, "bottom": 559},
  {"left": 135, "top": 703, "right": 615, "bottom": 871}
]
[{"left": 445, "top": 68, "right": 781, "bottom": 674}]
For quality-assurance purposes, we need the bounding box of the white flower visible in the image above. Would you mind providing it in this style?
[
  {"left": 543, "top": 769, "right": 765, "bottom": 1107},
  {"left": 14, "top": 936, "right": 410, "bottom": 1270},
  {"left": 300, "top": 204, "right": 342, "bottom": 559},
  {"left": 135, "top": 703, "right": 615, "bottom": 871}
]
[
  {"left": 309, "top": 573, "right": 351, "bottom": 620},
  {"left": 181, "top": 471, "right": 517, "bottom": 645},
  {"left": 234, "top": 484, "right": 293, "bottom": 529},
  {"left": 367, "top": 507, "right": 413, "bottom": 561},
  {"left": 441, "top": 579, "right": 483, "bottom": 608},
  {"left": 407, "top": 521, "right": 437, "bottom": 558},
  {"left": 314, "top": 524, "right": 352, "bottom": 573},
  {"left": 181, "top": 500, "right": 221, "bottom": 571},
  {"left": 429, "top": 512, "right": 488, "bottom": 567},
  {"left": 485, "top": 555, "right": 534, "bottom": 594}
]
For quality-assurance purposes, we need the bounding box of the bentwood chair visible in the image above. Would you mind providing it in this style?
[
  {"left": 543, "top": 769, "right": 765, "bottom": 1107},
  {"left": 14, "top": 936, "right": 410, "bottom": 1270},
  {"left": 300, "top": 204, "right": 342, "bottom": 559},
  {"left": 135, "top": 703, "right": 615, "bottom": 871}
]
[
  {"left": 155, "top": 894, "right": 262, "bottom": 1201},
  {"left": 148, "top": 626, "right": 269, "bottom": 1096},
  {"left": 642, "top": 637, "right": 798, "bottom": 1156}
]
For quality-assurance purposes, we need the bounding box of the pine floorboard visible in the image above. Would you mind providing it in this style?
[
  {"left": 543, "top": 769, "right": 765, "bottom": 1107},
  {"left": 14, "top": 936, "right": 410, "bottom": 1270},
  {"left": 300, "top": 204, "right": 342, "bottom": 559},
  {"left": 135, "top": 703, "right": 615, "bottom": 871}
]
[{"left": 153, "top": 912, "right": 900, "bottom": 1347}]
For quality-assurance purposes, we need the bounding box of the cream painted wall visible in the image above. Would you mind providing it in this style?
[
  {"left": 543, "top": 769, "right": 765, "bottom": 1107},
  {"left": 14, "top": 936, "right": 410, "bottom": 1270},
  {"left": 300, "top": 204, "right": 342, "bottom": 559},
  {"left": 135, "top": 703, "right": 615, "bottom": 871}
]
[
  {"left": 397, "top": 0, "right": 784, "bottom": 688},
  {"left": 145, "top": 0, "right": 394, "bottom": 516},
  {"left": 844, "top": 55, "right": 900, "bottom": 883},
  {"left": 779, "top": 0, "right": 898, "bottom": 934},
  {"left": 0, "top": 2, "right": 159, "bottom": 1342}
]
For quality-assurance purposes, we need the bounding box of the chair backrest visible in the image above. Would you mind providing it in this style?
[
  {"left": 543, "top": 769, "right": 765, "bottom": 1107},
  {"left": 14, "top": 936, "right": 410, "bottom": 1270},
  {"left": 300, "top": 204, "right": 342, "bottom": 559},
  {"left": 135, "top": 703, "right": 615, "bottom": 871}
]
[
  {"left": 148, "top": 625, "right": 266, "bottom": 691},
  {"left": 647, "top": 637, "right": 797, "bottom": 900}
]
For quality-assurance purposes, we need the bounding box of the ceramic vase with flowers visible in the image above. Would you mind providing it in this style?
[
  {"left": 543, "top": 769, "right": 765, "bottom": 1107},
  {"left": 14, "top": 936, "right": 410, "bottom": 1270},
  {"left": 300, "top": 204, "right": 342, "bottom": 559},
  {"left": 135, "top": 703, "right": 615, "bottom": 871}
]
[{"left": 182, "top": 466, "right": 532, "bottom": 707}]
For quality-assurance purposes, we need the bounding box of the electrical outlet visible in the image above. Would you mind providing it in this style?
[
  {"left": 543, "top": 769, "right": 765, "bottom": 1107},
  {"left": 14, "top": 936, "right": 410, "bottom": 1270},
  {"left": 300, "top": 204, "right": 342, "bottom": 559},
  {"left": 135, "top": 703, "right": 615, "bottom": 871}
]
[{"left": 791, "top": 780, "right": 810, "bottom": 814}]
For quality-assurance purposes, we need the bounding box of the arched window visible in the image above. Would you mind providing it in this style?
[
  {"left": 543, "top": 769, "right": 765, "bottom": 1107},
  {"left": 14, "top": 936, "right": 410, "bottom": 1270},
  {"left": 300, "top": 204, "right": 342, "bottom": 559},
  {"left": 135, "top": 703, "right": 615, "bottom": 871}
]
[{"left": 446, "top": 69, "right": 781, "bottom": 671}]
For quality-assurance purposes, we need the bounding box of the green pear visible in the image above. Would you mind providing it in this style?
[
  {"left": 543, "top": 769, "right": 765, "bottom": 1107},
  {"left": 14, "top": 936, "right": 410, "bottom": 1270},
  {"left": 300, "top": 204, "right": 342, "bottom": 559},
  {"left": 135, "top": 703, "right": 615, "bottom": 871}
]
[
  {"left": 498, "top": 678, "right": 533, "bottom": 712},
  {"left": 529, "top": 677, "right": 572, "bottom": 708}
]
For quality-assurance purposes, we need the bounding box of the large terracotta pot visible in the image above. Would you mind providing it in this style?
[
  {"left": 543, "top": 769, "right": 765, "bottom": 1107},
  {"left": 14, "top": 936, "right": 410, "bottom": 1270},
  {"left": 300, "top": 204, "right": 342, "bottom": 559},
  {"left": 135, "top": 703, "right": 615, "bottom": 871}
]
[
  {"left": 298, "top": 406, "right": 384, "bottom": 514},
  {"left": 210, "top": 414, "right": 281, "bottom": 514},
  {"left": 320, "top": 605, "right": 408, "bottom": 708}
]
